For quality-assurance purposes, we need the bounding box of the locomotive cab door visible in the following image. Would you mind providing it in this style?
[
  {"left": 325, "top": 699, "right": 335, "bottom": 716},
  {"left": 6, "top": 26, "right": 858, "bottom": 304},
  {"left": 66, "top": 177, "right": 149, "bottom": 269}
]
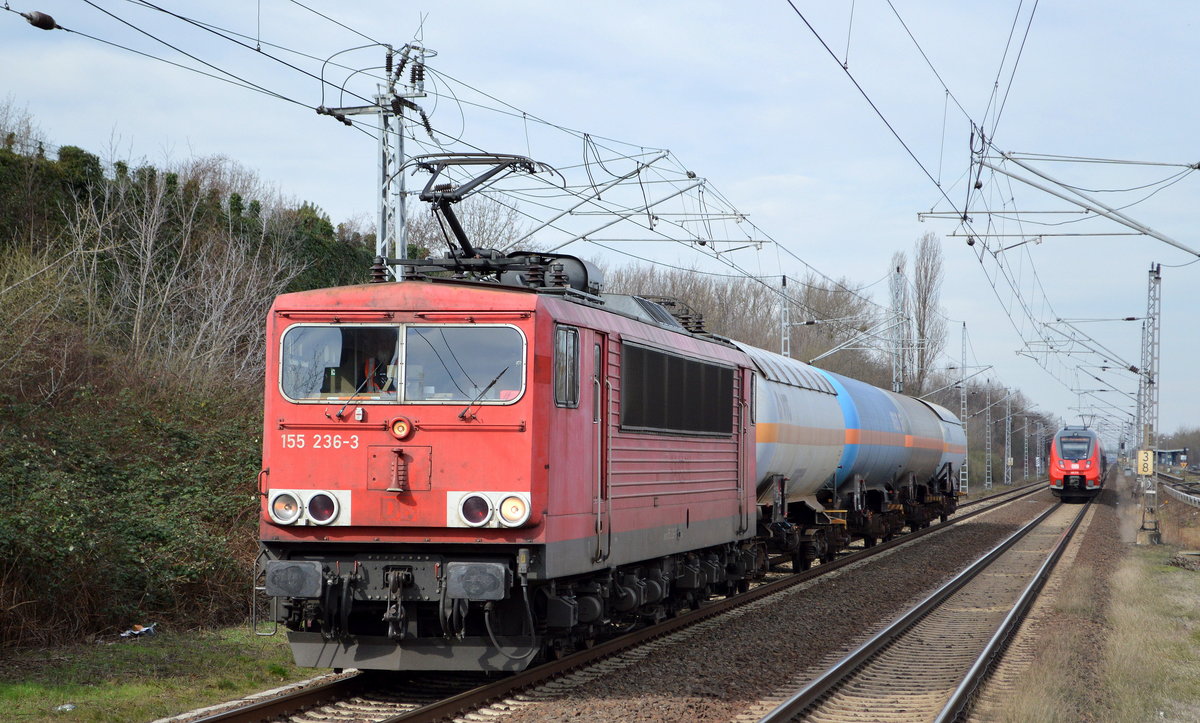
[{"left": 592, "top": 333, "right": 611, "bottom": 562}]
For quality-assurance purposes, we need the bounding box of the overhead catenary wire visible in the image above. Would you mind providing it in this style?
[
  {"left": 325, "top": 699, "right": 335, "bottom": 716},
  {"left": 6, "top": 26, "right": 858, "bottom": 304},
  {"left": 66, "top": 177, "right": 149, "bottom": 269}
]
[{"left": 9, "top": 1, "right": 1134, "bottom": 418}]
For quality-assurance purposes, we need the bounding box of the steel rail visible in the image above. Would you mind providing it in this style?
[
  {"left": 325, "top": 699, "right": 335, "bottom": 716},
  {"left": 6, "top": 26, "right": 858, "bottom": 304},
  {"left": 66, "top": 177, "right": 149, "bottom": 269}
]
[
  {"left": 934, "top": 500, "right": 1090, "bottom": 721},
  {"left": 383, "top": 484, "right": 1048, "bottom": 723},
  {"left": 189, "top": 484, "right": 1046, "bottom": 723},
  {"left": 1158, "top": 470, "right": 1200, "bottom": 508},
  {"left": 756, "top": 501, "right": 1068, "bottom": 723},
  {"left": 189, "top": 673, "right": 369, "bottom": 723}
]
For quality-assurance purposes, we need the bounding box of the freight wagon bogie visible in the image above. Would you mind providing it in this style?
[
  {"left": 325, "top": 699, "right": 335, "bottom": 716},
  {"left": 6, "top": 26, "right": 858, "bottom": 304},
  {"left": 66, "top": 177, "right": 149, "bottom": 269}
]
[{"left": 755, "top": 462, "right": 958, "bottom": 570}]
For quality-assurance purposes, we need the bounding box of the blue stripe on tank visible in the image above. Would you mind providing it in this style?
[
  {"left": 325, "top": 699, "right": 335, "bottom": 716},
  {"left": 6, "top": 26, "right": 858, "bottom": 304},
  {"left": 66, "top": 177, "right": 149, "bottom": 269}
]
[{"left": 814, "top": 369, "right": 858, "bottom": 486}]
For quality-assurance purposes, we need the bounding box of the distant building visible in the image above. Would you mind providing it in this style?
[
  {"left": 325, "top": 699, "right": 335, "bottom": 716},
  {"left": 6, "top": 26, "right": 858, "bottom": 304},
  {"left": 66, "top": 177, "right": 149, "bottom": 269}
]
[{"left": 1156, "top": 448, "right": 1188, "bottom": 467}]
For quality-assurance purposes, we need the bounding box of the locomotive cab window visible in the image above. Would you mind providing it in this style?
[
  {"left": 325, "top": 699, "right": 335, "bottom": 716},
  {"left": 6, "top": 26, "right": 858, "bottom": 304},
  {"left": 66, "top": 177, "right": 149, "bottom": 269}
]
[
  {"left": 281, "top": 325, "right": 399, "bottom": 401},
  {"left": 404, "top": 325, "right": 524, "bottom": 402},
  {"left": 280, "top": 323, "right": 525, "bottom": 404}
]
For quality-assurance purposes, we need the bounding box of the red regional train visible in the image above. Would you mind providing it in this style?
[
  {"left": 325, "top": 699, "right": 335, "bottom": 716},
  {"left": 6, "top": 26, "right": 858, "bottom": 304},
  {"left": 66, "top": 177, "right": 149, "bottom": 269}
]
[
  {"left": 256, "top": 154, "right": 966, "bottom": 672},
  {"left": 1047, "top": 425, "right": 1107, "bottom": 501}
]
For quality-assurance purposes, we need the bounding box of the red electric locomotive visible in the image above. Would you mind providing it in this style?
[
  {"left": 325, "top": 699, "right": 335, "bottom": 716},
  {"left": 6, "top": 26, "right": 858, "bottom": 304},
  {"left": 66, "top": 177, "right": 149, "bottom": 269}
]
[
  {"left": 256, "top": 154, "right": 965, "bottom": 672},
  {"left": 1048, "top": 425, "right": 1107, "bottom": 501},
  {"left": 257, "top": 155, "right": 758, "bottom": 671}
]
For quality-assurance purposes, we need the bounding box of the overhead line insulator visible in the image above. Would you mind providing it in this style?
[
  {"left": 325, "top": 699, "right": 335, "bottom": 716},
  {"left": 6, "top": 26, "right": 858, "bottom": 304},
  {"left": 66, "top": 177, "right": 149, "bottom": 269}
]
[
  {"left": 315, "top": 105, "right": 352, "bottom": 127},
  {"left": 23, "top": 10, "right": 58, "bottom": 30}
]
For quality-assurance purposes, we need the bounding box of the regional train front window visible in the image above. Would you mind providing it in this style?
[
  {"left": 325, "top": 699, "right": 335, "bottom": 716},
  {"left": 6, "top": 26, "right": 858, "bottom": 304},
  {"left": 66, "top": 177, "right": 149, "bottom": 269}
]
[
  {"left": 1059, "top": 436, "right": 1092, "bottom": 460},
  {"left": 279, "top": 324, "right": 525, "bottom": 404}
]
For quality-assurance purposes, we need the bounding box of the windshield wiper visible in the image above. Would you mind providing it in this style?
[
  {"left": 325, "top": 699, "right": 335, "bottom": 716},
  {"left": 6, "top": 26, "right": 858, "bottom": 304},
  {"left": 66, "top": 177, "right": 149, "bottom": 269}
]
[
  {"left": 459, "top": 366, "right": 509, "bottom": 420},
  {"left": 334, "top": 371, "right": 381, "bottom": 420}
]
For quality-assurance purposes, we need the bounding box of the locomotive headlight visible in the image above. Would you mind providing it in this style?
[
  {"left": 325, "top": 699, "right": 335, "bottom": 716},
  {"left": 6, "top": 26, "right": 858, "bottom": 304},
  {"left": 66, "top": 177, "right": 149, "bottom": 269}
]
[
  {"left": 460, "top": 494, "right": 493, "bottom": 527},
  {"left": 269, "top": 491, "right": 302, "bottom": 525},
  {"left": 307, "top": 492, "right": 339, "bottom": 525},
  {"left": 497, "top": 494, "right": 530, "bottom": 526},
  {"left": 389, "top": 416, "right": 414, "bottom": 440}
]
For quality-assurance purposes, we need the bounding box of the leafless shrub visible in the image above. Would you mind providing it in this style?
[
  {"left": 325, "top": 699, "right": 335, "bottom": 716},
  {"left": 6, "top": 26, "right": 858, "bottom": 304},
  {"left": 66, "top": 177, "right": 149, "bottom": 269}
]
[
  {"left": 60, "top": 157, "right": 304, "bottom": 390},
  {"left": 0, "top": 245, "right": 83, "bottom": 410}
]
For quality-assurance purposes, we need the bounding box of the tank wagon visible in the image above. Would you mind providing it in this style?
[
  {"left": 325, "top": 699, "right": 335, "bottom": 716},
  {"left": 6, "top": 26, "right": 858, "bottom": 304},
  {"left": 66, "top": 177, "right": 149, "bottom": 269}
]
[{"left": 256, "top": 154, "right": 966, "bottom": 672}]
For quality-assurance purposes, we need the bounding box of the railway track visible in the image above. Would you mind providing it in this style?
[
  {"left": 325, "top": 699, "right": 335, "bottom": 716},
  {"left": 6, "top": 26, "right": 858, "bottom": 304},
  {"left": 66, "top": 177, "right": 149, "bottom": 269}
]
[
  {"left": 755, "top": 498, "right": 1089, "bottom": 722},
  {"left": 184, "top": 482, "right": 1047, "bottom": 723}
]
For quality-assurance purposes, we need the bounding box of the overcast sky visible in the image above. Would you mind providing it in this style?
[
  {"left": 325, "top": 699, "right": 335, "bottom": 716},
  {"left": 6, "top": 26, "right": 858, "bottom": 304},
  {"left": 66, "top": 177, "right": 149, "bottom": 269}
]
[{"left": 3, "top": 1, "right": 1197, "bottom": 439}]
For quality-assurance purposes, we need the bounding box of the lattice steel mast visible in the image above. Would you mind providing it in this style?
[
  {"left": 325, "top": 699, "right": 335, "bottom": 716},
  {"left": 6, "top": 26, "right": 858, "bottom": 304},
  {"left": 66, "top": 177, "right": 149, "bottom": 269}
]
[
  {"left": 1139, "top": 263, "right": 1162, "bottom": 541},
  {"left": 324, "top": 44, "right": 434, "bottom": 272},
  {"left": 959, "top": 322, "right": 969, "bottom": 494}
]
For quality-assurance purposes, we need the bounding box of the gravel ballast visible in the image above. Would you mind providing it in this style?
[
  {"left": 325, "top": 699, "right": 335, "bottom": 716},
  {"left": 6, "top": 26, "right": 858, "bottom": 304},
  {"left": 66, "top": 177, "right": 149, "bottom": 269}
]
[{"left": 491, "top": 493, "right": 1056, "bottom": 723}]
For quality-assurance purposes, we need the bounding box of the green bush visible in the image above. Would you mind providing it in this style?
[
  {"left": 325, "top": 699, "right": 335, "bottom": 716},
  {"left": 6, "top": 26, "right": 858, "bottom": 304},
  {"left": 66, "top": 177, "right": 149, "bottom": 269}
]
[{"left": 0, "top": 382, "right": 263, "bottom": 647}]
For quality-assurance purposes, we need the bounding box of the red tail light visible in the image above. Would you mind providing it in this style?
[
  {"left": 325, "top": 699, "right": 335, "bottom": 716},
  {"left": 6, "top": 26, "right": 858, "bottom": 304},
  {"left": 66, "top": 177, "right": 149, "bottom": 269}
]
[
  {"left": 460, "top": 494, "right": 493, "bottom": 527},
  {"left": 307, "top": 493, "right": 338, "bottom": 524}
]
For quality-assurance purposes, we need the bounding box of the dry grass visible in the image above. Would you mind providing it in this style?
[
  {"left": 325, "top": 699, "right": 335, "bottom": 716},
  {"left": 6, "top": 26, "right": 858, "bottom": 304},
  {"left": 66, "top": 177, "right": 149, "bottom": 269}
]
[
  {"left": 1158, "top": 496, "right": 1200, "bottom": 549},
  {"left": 1101, "top": 547, "right": 1200, "bottom": 721},
  {"left": 978, "top": 479, "right": 1200, "bottom": 721}
]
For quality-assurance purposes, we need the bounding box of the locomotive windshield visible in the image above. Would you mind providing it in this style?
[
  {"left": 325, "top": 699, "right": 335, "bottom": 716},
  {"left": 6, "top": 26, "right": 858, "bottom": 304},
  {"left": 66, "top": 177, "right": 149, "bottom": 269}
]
[
  {"left": 280, "top": 324, "right": 524, "bottom": 403},
  {"left": 1058, "top": 435, "right": 1093, "bottom": 460}
]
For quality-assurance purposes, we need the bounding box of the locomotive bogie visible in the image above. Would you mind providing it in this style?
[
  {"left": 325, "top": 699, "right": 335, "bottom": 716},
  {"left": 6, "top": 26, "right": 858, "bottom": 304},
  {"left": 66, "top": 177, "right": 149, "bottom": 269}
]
[{"left": 265, "top": 539, "right": 765, "bottom": 671}]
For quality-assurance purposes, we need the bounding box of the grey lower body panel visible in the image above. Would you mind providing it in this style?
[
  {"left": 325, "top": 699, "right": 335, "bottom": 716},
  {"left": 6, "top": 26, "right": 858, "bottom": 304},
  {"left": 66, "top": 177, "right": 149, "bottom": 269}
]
[
  {"left": 287, "top": 632, "right": 536, "bottom": 672},
  {"left": 541, "top": 513, "right": 749, "bottom": 578}
]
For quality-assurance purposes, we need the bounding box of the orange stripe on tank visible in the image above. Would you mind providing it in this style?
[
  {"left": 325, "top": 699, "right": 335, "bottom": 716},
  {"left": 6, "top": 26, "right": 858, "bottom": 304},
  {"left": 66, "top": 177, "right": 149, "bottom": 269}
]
[
  {"left": 843, "top": 429, "right": 946, "bottom": 450},
  {"left": 757, "top": 423, "right": 843, "bottom": 446},
  {"left": 761, "top": 424, "right": 958, "bottom": 453}
]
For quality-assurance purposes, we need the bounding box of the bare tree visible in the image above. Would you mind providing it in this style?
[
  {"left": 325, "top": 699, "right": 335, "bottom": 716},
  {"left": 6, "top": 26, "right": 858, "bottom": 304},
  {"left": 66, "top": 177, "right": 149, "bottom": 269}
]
[
  {"left": 0, "top": 95, "right": 46, "bottom": 156},
  {"left": 910, "top": 231, "right": 947, "bottom": 394},
  {"left": 887, "top": 233, "right": 947, "bottom": 394},
  {"left": 0, "top": 244, "right": 78, "bottom": 410},
  {"left": 889, "top": 250, "right": 912, "bottom": 390},
  {"left": 603, "top": 263, "right": 782, "bottom": 349},
  {"left": 600, "top": 263, "right": 890, "bottom": 382},
  {"left": 62, "top": 157, "right": 304, "bottom": 388},
  {"left": 406, "top": 196, "right": 529, "bottom": 259}
]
